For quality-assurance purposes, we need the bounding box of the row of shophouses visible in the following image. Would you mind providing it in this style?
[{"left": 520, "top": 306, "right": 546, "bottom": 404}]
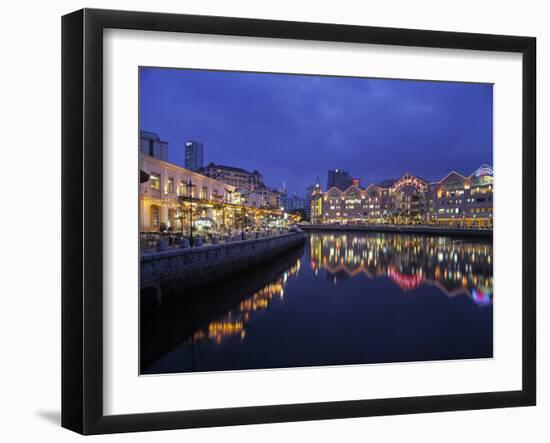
[
  {"left": 139, "top": 153, "right": 287, "bottom": 233},
  {"left": 310, "top": 165, "right": 494, "bottom": 228}
]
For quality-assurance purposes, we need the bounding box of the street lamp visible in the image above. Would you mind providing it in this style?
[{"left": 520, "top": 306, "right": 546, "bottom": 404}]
[
  {"left": 186, "top": 179, "right": 196, "bottom": 246},
  {"left": 238, "top": 191, "right": 252, "bottom": 240},
  {"left": 240, "top": 196, "right": 246, "bottom": 240},
  {"left": 223, "top": 188, "right": 234, "bottom": 234}
]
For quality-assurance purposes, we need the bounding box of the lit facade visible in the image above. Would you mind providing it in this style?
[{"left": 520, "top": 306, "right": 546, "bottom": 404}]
[
  {"left": 311, "top": 165, "right": 493, "bottom": 228},
  {"left": 140, "top": 153, "right": 237, "bottom": 232},
  {"left": 140, "top": 154, "right": 289, "bottom": 234},
  {"left": 199, "top": 162, "right": 263, "bottom": 192}
]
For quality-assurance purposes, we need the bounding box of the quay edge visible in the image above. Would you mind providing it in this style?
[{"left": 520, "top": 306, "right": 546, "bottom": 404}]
[
  {"left": 299, "top": 224, "right": 493, "bottom": 239},
  {"left": 141, "top": 232, "right": 306, "bottom": 291}
]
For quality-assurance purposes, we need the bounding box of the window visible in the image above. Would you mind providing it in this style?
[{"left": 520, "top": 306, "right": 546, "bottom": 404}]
[
  {"left": 167, "top": 177, "right": 174, "bottom": 193},
  {"left": 201, "top": 186, "right": 208, "bottom": 200},
  {"left": 178, "top": 180, "right": 186, "bottom": 195},
  {"left": 150, "top": 174, "right": 160, "bottom": 191},
  {"left": 151, "top": 206, "right": 159, "bottom": 227}
]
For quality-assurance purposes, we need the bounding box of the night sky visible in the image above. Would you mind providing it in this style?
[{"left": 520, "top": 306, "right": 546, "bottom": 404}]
[{"left": 139, "top": 67, "right": 493, "bottom": 196}]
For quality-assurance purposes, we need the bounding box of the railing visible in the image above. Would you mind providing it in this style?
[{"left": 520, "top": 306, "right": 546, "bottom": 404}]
[{"left": 140, "top": 228, "right": 301, "bottom": 252}]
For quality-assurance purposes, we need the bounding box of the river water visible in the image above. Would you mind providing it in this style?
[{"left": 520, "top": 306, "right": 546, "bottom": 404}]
[{"left": 140, "top": 231, "right": 493, "bottom": 374}]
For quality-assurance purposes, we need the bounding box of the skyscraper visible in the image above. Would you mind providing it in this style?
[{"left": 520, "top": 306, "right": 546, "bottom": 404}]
[
  {"left": 185, "top": 140, "right": 204, "bottom": 171},
  {"left": 140, "top": 130, "right": 169, "bottom": 161},
  {"left": 327, "top": 169, "right": 353, "bottom": 190}
]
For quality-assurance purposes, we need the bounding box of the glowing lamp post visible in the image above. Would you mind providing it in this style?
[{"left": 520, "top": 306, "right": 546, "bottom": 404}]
[
  {"left": 186, "top": 179, "right": 196, "bottom": 246},
  {"left": 240, "top": 196, "right": 246, "bottom": 240}
]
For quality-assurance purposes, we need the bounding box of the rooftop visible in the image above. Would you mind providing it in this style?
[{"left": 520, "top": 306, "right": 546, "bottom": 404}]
[{"left": 201, "top": 163, "right": 262, "bottom": 175}]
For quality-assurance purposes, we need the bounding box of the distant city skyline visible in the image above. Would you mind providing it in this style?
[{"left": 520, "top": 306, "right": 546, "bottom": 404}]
[{"left": 140, "top": 67, "right": 493, "bottom": 196}]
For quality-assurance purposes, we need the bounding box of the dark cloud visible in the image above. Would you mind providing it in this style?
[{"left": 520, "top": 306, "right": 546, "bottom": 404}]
[{"left": 140, "top": 68, "right": 492, "bottom": 195}]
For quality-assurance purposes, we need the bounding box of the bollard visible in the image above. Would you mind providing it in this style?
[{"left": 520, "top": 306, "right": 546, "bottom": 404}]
[
  {"left": 211, "top": 236, "right": 219, "bottom": 245},
  {"left": 194, "top": 236, "right": 203, "bottom": 247},
  {"left": 180, "top": 237, "right": 190, "bottom": 249}
]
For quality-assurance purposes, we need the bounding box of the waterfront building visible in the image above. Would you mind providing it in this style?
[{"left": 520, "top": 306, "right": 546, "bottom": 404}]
[
  {"left": 140, "top": 152, "right": 238, "bottom": 232},
  {"left": 327, "top": 169, "right": 353, "bottom": 190},
  {"left": 140, "top": 153, "right": 290, "bottom": 236},
  {"left": 199, "top": 163, "right": 263, "bottom": 192},
  {"left": 184, "top": 140, "right": 204, "bottom": 171},
  {"left": 430, "top": 165, "right": 494, "bottom": 227},
  {"left": 242, "top": 184, "right": 282, "bottom": 209},
  {"left": 311, "top": 165, "right": 493, "bottom": 228},
  {"left": 140, "top": 130, "right": 169, "bottom": 161}
]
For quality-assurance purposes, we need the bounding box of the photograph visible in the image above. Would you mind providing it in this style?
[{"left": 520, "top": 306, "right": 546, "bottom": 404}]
[{"left": 138, "top": 67, "right": 494, "bottom": 375}]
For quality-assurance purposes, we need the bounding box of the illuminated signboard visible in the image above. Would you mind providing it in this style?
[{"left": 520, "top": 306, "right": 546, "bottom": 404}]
[
  {"left": 475, "top": 165, "right": 494, "bottom": 177},
  {"left": 390, "top": 174, "right": 428, "bottom": 193}
]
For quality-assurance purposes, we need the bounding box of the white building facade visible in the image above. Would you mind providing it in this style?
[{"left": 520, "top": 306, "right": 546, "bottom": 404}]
[{"left": 140, "top": 153, "right": 237, "bottom": 232}]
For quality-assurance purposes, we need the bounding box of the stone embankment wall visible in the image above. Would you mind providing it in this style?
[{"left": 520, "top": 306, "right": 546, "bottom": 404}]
[{"left": 141, "top": 232, "right": 306, "bottom": 290}]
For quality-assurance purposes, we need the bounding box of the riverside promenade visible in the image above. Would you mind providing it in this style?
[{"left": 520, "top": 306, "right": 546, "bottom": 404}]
[
  {"left": 299, "top": 224, "right": 492, "bottom": 239},
  {"left": 141, "top": 231, "right": 306, "bottom": 292}
]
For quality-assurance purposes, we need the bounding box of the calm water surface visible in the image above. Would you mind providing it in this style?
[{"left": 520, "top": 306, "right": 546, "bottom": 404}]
[{"left": 141, "top": 232, "right": 493, "bottom": 374}]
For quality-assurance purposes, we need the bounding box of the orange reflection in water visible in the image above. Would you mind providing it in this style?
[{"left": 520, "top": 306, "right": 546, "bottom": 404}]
[{"left": 186, "top": 259, "right": 301, "bottom": 345}]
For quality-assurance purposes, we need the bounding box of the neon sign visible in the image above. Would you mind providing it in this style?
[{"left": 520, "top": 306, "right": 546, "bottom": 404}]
[
  {"left": 475, "top": 166, "right": 494, "bottom": 178},
  {"left": 390, "top": 174, "right": 428, "bottom": 193}
]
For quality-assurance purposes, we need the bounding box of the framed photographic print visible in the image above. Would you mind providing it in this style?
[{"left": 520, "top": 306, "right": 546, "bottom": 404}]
[{"left": 62, "top": 8, "right": 536, "bottom": 434}]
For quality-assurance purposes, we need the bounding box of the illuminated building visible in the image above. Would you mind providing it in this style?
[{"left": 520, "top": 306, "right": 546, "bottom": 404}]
[
  {"left": 310, "top": 165, "right": 493, "bottom": 228},
  {"left": 246, "top": 184, "right": 282, "bottom": 209},
  {"left": 184, "top": 140, "right": 204, "bottom": 171},
  {"left": 199, "top": 162, "right": 263, "bottom": 192},
  {"left": 140, "top": 153, "right": 237, "bottom": 232},
  {"left": 430, "top": 165, "right": 494, "bottom": 228},
  {"left": 140, "top": 153, "right": 290, "bottom": 233}
]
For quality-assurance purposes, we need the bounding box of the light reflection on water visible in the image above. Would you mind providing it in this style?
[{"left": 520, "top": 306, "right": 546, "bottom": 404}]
[
  {"left": 189, "top": 259, "right": 301, "bottom": 345},
  {"left": 141, "top": 232, "right": 493, "bottom": 374},
  {"left": 309, "top": 233, "right": 493, "bottom": 303}
]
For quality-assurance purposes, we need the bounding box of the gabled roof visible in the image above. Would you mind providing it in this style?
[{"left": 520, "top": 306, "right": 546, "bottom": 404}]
[
  {"left": 364, "top": 183, "right": 382, "bottom": 192},
  {"left": 438, "top": 170, "right": 468, "bottom": 184},
  {"left": 343, "top": 185, "right": 363, "bottom": 195},
  {"left": 326, "top": 186, "right": 343, "bottom": 195}
]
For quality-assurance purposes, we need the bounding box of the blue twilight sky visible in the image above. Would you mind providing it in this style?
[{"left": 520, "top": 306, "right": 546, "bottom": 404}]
[{"left": 139, "top": 67, "right": 493, "bottom": 197}]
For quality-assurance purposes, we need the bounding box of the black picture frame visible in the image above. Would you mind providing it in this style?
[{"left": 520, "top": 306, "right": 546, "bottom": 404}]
[{"left": 62, "top": 8, "right": 536, "bottom": 435}]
